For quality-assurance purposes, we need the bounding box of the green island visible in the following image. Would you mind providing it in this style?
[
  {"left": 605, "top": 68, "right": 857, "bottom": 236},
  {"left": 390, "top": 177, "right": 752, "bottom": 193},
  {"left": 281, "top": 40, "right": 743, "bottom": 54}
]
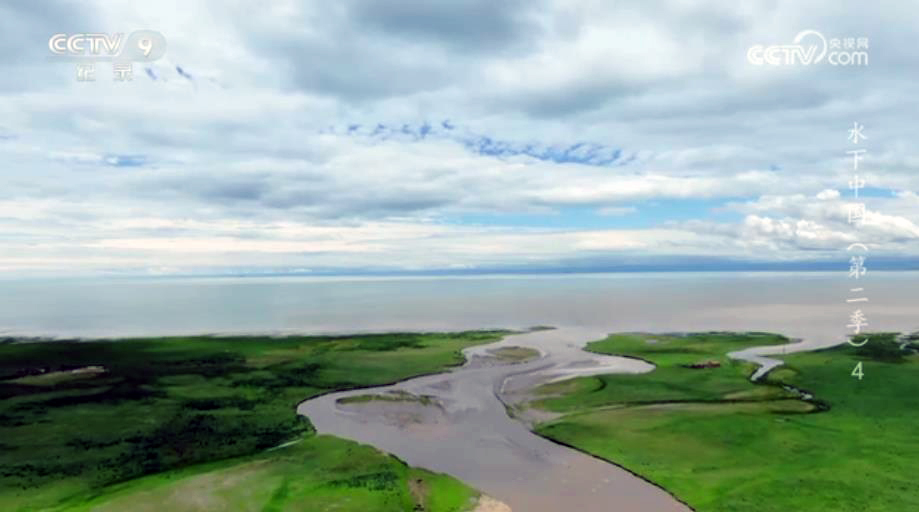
[
  {"left": 531, "top": 331, "right": 919, "bottom": 512},
  {"left": 485, "top": 346, "right": 541, "bottom": 364},
  {"left": 0, "top": 331, "right": 507, "bottom": 512},
  {"left": 338, "top": 391, "right": 440, "bottom": 407}
]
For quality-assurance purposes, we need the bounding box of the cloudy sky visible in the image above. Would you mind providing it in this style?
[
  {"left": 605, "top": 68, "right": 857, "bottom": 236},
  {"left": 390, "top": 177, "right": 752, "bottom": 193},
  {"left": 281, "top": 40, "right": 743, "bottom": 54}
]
[{"left": 2, "top": 0, "right": 918, "bottom": 276}]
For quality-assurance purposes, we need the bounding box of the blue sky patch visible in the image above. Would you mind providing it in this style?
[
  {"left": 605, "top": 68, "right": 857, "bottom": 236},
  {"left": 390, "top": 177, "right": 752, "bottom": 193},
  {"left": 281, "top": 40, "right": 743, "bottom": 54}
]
[
  {"left": 443, "top": 197, "right": 743, "bottom": 229},
  {"left": 103, "top": 154, "right": 148, "bottom": 167}
]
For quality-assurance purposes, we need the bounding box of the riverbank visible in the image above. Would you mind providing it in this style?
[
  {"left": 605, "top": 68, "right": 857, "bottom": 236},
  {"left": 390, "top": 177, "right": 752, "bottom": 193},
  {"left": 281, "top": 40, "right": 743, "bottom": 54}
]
[
  {"left": 529, "top": 331, "right": 919, "bottom": 511},
  {"left": 0, "top": 331, "right": 507, "bottom": 511}
]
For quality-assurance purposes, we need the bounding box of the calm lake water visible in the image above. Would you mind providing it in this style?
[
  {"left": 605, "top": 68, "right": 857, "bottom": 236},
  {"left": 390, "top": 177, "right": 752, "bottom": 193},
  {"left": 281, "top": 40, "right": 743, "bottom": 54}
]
[{"left": 1, "top": 272, "right": 917, "bottom": 340}]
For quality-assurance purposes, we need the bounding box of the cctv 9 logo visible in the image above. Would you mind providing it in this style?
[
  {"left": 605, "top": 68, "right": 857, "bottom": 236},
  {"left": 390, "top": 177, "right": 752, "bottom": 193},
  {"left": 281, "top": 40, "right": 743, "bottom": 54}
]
[{"left": 49, "top": 30, "right": 166, "bottom": 62}]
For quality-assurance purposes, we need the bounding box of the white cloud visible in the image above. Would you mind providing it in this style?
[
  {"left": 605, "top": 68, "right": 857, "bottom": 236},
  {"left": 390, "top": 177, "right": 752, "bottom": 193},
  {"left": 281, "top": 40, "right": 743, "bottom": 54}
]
[
  {"left": 1, "top": 0, "right": 918, "bottom": 274},
  {"left": 816, "top": 189, "right": 840, "bottom": 200}
]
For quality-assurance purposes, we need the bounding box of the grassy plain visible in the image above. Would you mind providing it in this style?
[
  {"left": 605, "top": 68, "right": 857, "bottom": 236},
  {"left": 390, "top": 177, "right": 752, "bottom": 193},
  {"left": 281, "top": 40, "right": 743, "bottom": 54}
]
[
  {"left": 62, "top": 435, "right": 478, "bottom": 512},
  {"left": 0, "top": 331, "right": 506, "bottom": 511},
  {"left": 533, "top": 331, "right": 919, "bottom": 512}
]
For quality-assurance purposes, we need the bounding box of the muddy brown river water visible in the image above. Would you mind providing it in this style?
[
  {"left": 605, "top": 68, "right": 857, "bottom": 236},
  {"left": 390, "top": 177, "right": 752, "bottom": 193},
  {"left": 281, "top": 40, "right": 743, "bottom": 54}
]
[{"left": 300, "top": 327, "right": 692, "bottom": 511}]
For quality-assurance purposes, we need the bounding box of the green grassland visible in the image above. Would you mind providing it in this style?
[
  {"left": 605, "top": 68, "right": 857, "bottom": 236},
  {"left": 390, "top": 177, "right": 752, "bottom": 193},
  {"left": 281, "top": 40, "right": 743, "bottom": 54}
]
[
  {"left": 0, "top": 331, "right": 506, "bottom": 511},
  {"left": 532, "top": 331, "right": 919, "bottom": 512},
  {"left": 62, "top": 435, "right": 478, "bottom": 512}
]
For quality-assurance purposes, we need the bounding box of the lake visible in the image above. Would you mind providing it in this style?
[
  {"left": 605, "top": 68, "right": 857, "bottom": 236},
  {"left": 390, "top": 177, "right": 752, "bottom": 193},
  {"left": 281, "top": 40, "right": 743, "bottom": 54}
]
[{"left": 1, "top": 271, "right": 916, "bottom": 340}]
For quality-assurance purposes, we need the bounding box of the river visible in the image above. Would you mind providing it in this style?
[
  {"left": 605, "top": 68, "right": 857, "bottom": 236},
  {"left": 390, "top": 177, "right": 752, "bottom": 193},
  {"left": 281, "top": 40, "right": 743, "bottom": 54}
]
[
  {"left": 299, "top": 326, "right": 695, "bottom": 511},
  {"left": 297, "top": 323, "right": 863, "bottom": 511}
]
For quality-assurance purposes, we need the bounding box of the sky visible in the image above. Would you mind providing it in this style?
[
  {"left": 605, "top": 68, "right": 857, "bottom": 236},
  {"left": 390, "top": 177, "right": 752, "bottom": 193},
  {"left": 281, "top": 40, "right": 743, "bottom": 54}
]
[{"left": 1, "top": 0, "right": 918, "bottom": 276}]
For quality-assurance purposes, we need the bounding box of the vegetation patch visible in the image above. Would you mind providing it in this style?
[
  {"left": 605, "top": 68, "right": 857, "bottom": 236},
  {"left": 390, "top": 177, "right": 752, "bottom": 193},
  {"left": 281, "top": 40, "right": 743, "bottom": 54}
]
[
  {"left": 532, "top": 331, "right": 919, "bottom": 512},
  {"left": 0, "top": 331, "right": 506, "bottom": 511},
  {"left": 338, "top": 390, "right": 440, "bottom": 407},
  {"left": 58, "top": 435, "right": 479, "bottom": 512},
  {"left": 486, "top": 346, "right": 540, "bottom": 363}
]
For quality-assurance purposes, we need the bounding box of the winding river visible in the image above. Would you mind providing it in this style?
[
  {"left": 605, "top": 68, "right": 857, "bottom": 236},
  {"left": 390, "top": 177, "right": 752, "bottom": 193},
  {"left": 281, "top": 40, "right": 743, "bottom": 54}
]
[
  {"left": 298, "top": 328, "right": 697, "bottom": 511},
  {"left": 298, "top": 325, "right": 857, "bottom": 511}
]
